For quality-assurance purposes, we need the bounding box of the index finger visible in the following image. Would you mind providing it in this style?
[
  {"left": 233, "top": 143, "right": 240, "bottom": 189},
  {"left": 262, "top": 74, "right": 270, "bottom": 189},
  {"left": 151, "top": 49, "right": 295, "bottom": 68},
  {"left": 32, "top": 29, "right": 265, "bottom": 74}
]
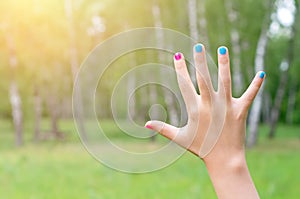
[{"left": 174, "top": 52, "right": 198, "bottom": 113}]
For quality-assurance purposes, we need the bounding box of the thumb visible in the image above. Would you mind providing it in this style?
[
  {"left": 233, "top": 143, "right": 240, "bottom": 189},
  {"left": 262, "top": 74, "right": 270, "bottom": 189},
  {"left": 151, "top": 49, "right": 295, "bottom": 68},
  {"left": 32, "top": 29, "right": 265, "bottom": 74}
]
[{"left": 145, "top": 120, "right": 179, "bottom": 141}]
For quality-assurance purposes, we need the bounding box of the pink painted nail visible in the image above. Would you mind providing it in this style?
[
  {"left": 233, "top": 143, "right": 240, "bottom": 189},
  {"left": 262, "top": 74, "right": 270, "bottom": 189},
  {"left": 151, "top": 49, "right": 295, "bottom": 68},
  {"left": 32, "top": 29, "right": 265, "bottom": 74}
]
[
  {"left": 174, "top": 52, "right": 182, "bottom": 61},
  {"left": 145, "top": 124, "right": 153, "bottom": 130}
]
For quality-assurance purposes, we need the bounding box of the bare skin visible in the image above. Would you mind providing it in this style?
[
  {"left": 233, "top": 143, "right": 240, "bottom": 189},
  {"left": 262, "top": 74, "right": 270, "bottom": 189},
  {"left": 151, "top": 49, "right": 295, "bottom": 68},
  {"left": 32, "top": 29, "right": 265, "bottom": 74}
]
[{"left": 145, "top": 44, "right": 264, "bottom": 199}]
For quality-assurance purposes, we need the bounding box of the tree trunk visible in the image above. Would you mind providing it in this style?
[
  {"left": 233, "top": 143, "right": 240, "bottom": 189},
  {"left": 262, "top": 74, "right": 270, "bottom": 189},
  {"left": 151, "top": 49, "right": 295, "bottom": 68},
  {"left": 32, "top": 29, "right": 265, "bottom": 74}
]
[
  {"left": 46, "top": 95, "right": 65, "bottom": 140},
  {"left": 246, "top": 20, "right": 269, "bottom": 147},
  {"left": 149, "top": 84, "right": 158, "bottom": 142},
  {"left": 225, "top": 0, "right": 244, "bottom": 95},
  {"left": 262, "top": 91, "right": 271, "bottom": 124},
  {"left": 198, "top": 0, "right": 210, "bottom": 51},
  {"left": 286, "top": 82, "right": 297, "bottom": 124},
  {"left": 187, "top": 0, "right": 198, "bottom": 85},
  {"left": 268, "top": 1, "right": 299, "bottom": 138},
  {"left": 268, "top": 63, "right": 288, "bottom": 138},
  {"left": 9, "top": 82, "right": 23, "bottom": 147},
  {"left": 188, "top": 0, "right": 199, "bottom": 42},
  {"left": 65, "top": 0, "right": 87, "bottom": 141},
  {"left": 152, "top": 3, "right": 179, "bottom": 126},
  {"left": 50, "top": 108, "right": 59, "bottom": 138},
  {"left": 33, "top": 87, "right": 42, "bottom": 141},
  {"left": 127, "top": 64, "right": 136, "bottom": 121},
  {"left": 139, "top": 72, "right": 149, "bottom": 123},
  {"left": 5, "top": 34, "right": 23, "bottom": 147}
]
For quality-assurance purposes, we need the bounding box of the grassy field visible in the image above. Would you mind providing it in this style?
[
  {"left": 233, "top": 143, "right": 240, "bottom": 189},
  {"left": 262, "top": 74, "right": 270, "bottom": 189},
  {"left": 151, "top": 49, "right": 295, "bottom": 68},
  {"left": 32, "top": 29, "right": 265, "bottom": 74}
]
[{"left": 0, "top": 120, "right": 299, "bottom": 199}]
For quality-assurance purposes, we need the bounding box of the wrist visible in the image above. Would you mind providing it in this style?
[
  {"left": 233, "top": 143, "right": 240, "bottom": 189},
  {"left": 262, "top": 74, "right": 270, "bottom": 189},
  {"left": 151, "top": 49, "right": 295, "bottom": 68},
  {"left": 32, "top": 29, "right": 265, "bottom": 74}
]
[
  {"left": 203, "top": 153, "right": 259, "bottom": 199},
  {"left": 203, "top": 151, "right": 247, "bottom": 173}
]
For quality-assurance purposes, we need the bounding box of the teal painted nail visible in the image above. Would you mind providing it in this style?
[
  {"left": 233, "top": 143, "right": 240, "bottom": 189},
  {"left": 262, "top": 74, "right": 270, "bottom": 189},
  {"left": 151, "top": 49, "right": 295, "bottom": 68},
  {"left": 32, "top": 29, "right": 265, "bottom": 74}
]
[
  {"left": 195, "top": 44, "right": 203, "bottom": 53},
  {"left": 259, "top": 71, "right": 265, "bottom": 78},
  {"left": 219, "top": 47, "right": 226, "bottom": 55}
]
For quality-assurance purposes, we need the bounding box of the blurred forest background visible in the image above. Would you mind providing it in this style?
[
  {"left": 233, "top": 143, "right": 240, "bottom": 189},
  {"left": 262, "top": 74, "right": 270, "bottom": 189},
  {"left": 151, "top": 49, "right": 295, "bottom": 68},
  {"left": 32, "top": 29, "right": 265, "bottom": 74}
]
[{"left": 0, "top": 0, "right": 299, "bottom": 198}]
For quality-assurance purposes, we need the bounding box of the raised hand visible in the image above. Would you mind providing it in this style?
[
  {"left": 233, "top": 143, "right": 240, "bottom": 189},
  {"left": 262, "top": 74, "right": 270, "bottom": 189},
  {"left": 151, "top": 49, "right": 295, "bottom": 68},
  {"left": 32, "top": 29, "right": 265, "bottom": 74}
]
[{"left": 145, "top": 44, "right": 264, "bottom": 199}]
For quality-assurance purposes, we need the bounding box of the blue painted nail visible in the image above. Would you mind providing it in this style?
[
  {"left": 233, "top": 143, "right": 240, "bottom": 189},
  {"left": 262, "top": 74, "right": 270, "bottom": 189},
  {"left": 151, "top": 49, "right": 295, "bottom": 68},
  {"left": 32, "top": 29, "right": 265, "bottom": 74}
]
[
  {"left": 195, "top": 44, "right": 203, "bottom": 53},
  {"left": 219, "top": 47, "right": 226, "bottom": 55},
  {"left": 259, "top": 71, "right": 265, "bottom": 79}
]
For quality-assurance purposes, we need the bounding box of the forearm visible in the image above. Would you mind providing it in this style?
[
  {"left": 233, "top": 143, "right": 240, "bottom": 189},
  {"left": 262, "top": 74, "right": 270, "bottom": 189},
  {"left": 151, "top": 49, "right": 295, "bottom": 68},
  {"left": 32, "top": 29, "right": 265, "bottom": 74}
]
[
  {"left": 147, "top": 44, "right": 264, "bottom": 198},
  {"left": 204, "top": 153, "right": 259, "bottom": 199}
]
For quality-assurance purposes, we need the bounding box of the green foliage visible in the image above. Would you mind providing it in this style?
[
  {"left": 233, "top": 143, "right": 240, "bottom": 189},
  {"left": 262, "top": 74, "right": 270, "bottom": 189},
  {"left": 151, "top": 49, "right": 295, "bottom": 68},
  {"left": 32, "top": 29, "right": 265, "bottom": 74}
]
[{"left": 0, "top": 0, "right": 299, "bottom": 123}]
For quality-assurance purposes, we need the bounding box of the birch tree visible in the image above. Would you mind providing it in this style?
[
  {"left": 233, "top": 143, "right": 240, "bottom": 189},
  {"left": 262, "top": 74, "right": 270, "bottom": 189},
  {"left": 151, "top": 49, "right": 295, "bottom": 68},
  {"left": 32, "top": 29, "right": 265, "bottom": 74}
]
[
  {"left": 269, "top": 0, "right": 299, "bottom": 138},
  {"left": 127, "top": 56, "right": 137, "bottom": 121},
  {"left": 198, "top": 0, "right": 210, "bottom": 52},
  {"left": 187, "top": 0, "right": 199, "bottom": 85},
  {"left": 225, "top": 0, "right": 244, "bottom": 95},
  {"left": 65, "top": 0, "right": 87, "bottom": 141},
  {"left": 286, "top": 82, "right": 297, "bottom": 124},
  {"left": 4, "top": 33, "right": 23, "bottom": 147},
  {"left": 152, "top": 3, "right": 179, "bottom": 126},
  {"left": 246, "top": 3, "right": 272, "bottom": 147},
  {"left": 33, "top": 86, "right": 42, "bottom": 141}
]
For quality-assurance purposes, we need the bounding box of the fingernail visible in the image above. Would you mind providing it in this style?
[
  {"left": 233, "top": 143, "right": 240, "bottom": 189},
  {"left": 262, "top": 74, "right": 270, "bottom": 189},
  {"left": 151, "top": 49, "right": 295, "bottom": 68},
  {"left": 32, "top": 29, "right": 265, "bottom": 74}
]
[
  {"left": 174, "top": 52, "right": 182, "bottom": 61},
  {"left": 259, "top": 71, "right": 266, "bottom": 79},
  {"left": 195, "top": 44, "right": 203, "bottom": 53},
  {"left": 145, "top": 124, "right": 153, "bottom": 130},
  {"left": 219, "top": 47, "right": 227, "bottom": 55}
]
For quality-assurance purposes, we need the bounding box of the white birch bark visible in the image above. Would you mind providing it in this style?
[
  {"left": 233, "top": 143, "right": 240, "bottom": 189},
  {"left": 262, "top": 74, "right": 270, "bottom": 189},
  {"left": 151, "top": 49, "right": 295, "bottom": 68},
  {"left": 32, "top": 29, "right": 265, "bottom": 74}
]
[
  {"left": 9, "top": 82, "right": 23, "bottom": 146},
  {"left": 262, "top": 92, "right": 271, "bottom": 123},
  {"left": 149, "top": 85, "right": 158, "bottom": 142},
  {"left": 65, "top": 0, "right": 87, "bottom": 140},
  {"left": 152, "top": 4, "right": 179, "bottom": 126},
  {"left": 5, "top": 34, "right": 23, "bottom": 147},
  {"left": 187, "top": 0, "right": 198, "bottom": 85},
  {"left": 269, "top": 0, "right": 299, "bottom": 137},
  {"left": 225, "top": 0, "right": 244, "bottom": 95},
  {"left": 269, "top": 63, "right": 288, "bottom": 138},
  {"left": 65, "top": 0, "right": 79, "bottom": 79},
  {"left": 188, "top": 0, "right": 199, "bottom": 42},
  {"left": 198, "top": 0, "right": 210, "bottom": 51},
  {"left": 246, "top": 26, "right": 269, "bottom": 147},
  {"left": 127, "top": 68, "right": 136, "bottom": 121}
]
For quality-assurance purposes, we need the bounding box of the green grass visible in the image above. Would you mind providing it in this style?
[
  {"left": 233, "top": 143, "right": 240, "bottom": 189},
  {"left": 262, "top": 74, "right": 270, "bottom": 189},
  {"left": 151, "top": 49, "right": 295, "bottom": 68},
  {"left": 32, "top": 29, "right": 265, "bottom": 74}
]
[{"left": 0, "top": 120, "right": 299, "bottom": 198}]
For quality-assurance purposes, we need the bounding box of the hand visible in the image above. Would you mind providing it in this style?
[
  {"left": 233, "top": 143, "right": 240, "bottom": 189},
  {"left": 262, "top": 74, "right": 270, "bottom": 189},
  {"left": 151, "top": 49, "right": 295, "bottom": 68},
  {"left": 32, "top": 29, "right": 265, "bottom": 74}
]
[{"left": 145, "top": 44, "right": 264, "bottom": 199}]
